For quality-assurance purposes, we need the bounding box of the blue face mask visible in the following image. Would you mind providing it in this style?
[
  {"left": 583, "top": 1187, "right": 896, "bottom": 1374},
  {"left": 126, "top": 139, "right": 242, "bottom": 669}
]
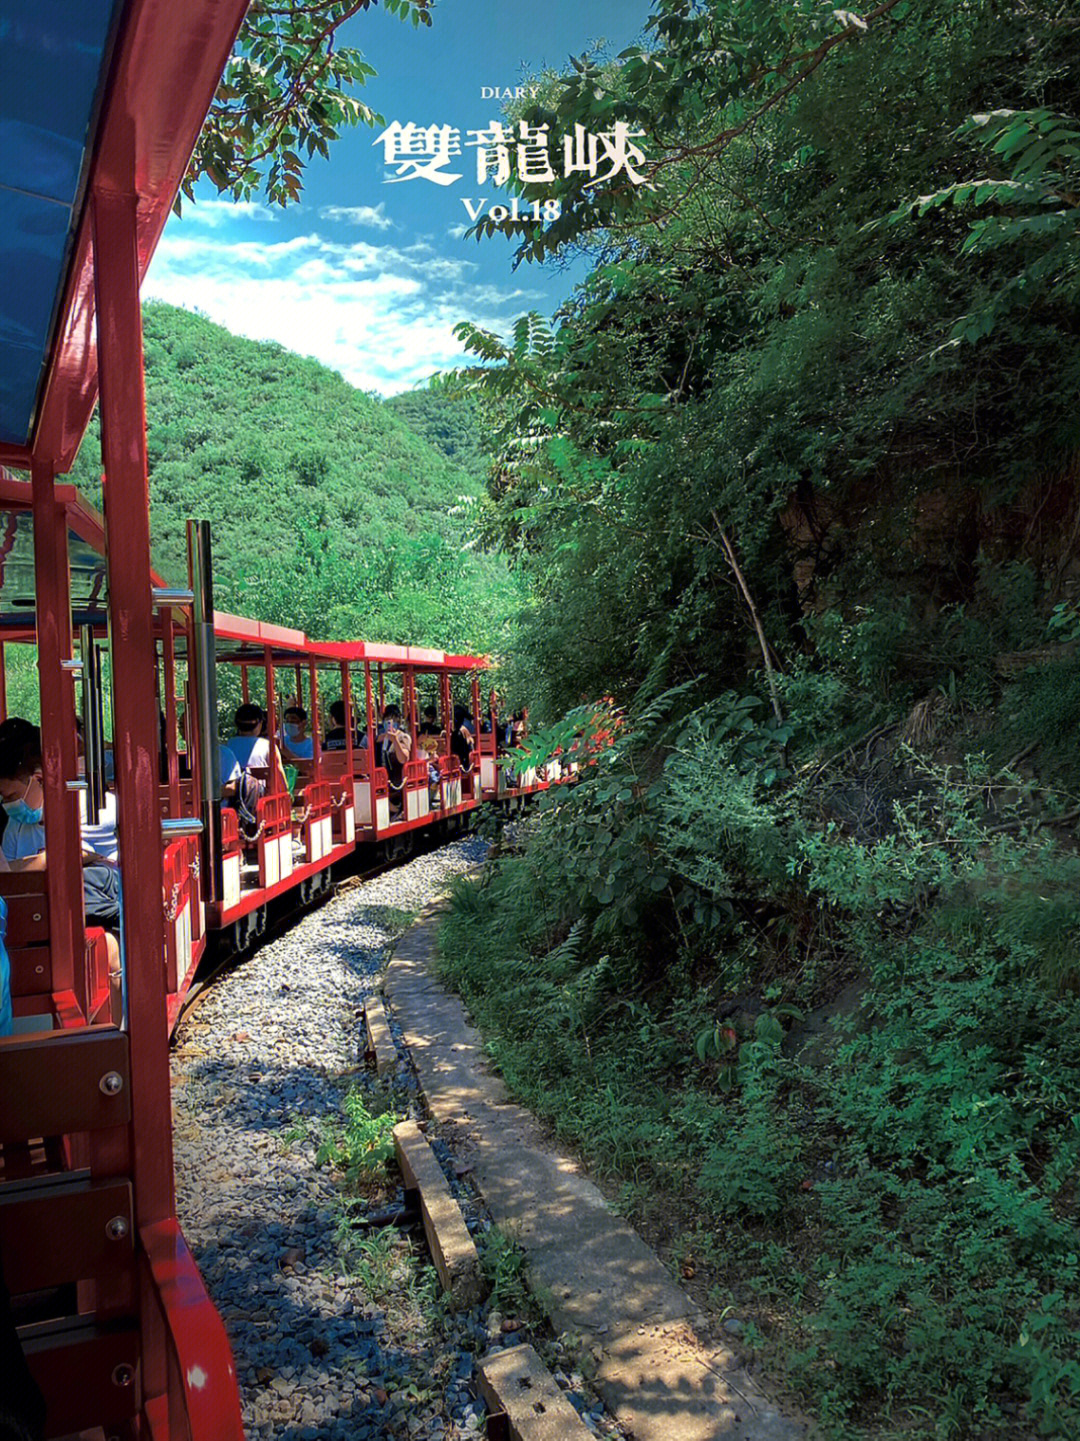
[
  {"left": 4, "top": 781, "right": 43, "bottom": 826},
  {"left": 5, "top": 801, "right": 43, "bottom": 825}
]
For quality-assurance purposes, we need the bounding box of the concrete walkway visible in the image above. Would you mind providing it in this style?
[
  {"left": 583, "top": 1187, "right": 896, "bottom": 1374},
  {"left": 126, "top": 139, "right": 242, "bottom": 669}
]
[{"left": 384, "top": 905, "right": 809, "bottom": 1441}]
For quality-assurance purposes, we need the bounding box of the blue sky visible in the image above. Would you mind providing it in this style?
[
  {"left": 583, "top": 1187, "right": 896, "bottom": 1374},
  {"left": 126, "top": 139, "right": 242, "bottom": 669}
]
[{"left": 145, "top": 0, "right": 654, "bottom": 395}]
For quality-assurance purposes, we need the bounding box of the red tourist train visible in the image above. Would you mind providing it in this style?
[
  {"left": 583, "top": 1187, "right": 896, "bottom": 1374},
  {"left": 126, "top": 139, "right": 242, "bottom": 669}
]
[
  {"left": 0, "top": 1, "right": 566, "bottom": 1435},
  {"left": 0, "top": 481, "right": 565, "bottom": 1437}
]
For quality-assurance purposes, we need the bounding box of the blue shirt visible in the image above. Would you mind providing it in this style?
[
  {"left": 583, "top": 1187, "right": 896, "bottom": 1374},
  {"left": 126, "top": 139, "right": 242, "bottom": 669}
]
[
  {"left": 2, "top": 817, "right": 45, "bottom": 863},
  {"left": 280, "top": 730, "right": 314, "bottom": 759},
  {"left": 225, "top": 735, "right": 270, "bottom": 770},
  {"left": 1, "top": 793, "right": 119, "bottom": 864},
  {"left": 0, "top": 896, "right": 11, "bottom": 1037}
]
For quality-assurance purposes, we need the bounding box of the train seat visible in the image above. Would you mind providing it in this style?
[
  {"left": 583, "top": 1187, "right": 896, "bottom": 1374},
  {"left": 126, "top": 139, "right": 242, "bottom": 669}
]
[
  {"left": 2, "top": 873, "right": 111, "bottom": 1032},
  {"left": 354, "top": 765, "right": 390, "bottom": 831}
]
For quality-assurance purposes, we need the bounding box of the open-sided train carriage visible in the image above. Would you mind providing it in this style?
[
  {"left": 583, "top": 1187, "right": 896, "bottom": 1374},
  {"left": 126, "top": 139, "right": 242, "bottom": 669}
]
[
  {"left": 0, "top": 0, "right": 252, "bottom": 1433},
  {"left": 0, "top": 475, "right": 493, "bottom": 1005},
  {"left": 315, "top": 643, "right": 488, "bottom": 843}
]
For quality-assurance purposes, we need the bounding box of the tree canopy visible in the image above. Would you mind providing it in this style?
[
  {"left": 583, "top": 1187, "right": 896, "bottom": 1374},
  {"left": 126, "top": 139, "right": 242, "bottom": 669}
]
[
  {"left": 186, "top": 0, "right": 434, "bottom": 207},
  {"left": 438, "top": 5, "right": 1080, "bottom": 1435},
  {"left": 67, "top": 303, "right": 517, "bottom": 657}
]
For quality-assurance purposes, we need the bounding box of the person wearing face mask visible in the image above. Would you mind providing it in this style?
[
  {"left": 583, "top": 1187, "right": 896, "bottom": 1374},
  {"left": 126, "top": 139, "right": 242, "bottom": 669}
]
[
  {"left": 279, "top": 705, "right": 314, "bottom": 760},
  {"left": 0, "top": 731, "right": 120, "bottom": 918},
  {"left": 377, "top": 705, "right": 412, "bottom": 820},
  {"left": 0, "top": 728, "right": 122, "bottom": 1023}
]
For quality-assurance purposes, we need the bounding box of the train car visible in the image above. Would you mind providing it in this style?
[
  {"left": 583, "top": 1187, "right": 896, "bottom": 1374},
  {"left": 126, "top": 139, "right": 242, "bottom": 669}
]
[
  {"left": 476, "top": 692, "right": 552, "bottom": 803},
  {"left": 316, "top": 642, "right": 488, "bottom": 845},
  {"left": 0, "top": 482, "right": 492, "bottom": 1011},
  {"left": 0, "top": 0, "right": 253, "bottom": 1433},
  {"left": 195, "top": 617, "right": 489, "bottom": 943}
]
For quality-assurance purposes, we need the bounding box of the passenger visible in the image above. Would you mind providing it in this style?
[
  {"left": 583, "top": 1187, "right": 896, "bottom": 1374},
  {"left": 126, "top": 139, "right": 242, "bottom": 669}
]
[
  {"left": 219, "top": 744, "right": 242, "bottom": 804},
  {"left": 224, "top": 703, "right": 287, "bottom": 837},
  {"left": 225, "top": 702, "right": 272, "bottom": 771},
  {"left": 177, "top": 708, "right": 236, "bottom": 795},
  {"left": 280, "top": 705, "right": 314, "bottom": 760},
  {"left": 416, "top": 705, "right": 441, "bottom": 760},
  {"left": 0, "top": 730, "right": 122, "bottom": 1020},
  {"left": 0, "top": 717, "right": 37, "bottom": 844},
  {"left": 0, "top": 727, "right": 118, "bottom": 865},
  {"left": 377, "top": 705, "right": 412, "bottom": 819},
  {"left": 450, "top": 705, "right": 475, "bottom": 774},
  {"left": 419, "top": 705, "right": 441, "bottom": 738},
  {"left": 324, "top": 699, "right": 364, "bottom": 752}
]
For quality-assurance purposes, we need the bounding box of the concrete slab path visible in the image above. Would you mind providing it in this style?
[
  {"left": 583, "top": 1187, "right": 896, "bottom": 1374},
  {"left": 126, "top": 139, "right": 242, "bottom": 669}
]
[{"left": 384, "top": 904, "right": 810, "bottom": 1441}]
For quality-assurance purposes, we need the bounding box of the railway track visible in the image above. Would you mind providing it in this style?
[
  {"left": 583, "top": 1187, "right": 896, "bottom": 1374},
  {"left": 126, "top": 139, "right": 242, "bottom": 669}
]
[
  {"left": 170, "top": 837, "right": 626, "bottom": 1440},
  {"left": 175, "top": 830, "right": 447, "bottom": 1026}
]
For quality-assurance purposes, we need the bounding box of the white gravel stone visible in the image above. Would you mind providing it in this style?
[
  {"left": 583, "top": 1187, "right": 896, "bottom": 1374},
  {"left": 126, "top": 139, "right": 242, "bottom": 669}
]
[{"left": 171, "top": 837, "right": 488, "bottom": 1439}]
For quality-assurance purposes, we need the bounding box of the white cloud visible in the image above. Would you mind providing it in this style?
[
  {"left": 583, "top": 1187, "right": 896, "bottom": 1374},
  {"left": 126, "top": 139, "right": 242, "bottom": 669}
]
[
  {"left": 447, "top": 223, "right": 469, "bottom": 240},
  {"left": 145, "top": 226, "right": 544, "bottom": 394},
  {"left": 319, "top": 203, "right": 394, "bottom": 231},
  {"left": 179, "top": 199, "right": 279, "bottom": 227}
]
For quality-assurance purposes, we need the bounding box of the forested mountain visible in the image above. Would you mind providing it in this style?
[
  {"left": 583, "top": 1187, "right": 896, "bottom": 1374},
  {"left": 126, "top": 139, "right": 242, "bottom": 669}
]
[
  {"left": 66, "top": 304, "right": 515, "bottom": 654},
  {"left": 384, "top": 390, "right": 491, "bottom": 488}
]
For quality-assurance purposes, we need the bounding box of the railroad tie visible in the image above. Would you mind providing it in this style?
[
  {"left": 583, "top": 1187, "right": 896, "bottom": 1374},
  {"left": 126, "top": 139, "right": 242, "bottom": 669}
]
[
  {"left": 363, "top": 993, "right": 396, "bottom": 1076},
  {"left": 478, "top": 1344, "right": 596, "bottom": 1441},
  {"left": 393, "top": 1119, "right": 485, "bottom": 1308}
]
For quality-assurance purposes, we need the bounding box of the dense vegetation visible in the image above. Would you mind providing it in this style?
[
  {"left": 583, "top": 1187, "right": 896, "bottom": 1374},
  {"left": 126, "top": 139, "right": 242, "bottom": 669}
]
[
  {"left": 5, "top": 305, "right": 509, "bottom": 724},
  {"left": 437, "top": 3, "right": 1080, "bottom": 1436},
  {"left": 67, "top": 303, "right": 515, "bottom": 656}
]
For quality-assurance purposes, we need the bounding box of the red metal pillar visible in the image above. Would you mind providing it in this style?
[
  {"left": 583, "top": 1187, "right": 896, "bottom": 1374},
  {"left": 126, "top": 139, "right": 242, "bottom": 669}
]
[
  {"left": 264, "top": 646, "right": 279, "bottom": 792},
  {"left": 405, "top": 669, "right": 418, "bottom": 752},
  {"left": 185, "top": 620, "right": 203, "bottom": 819},
  {"left": 29, "top": 457, "right": 84, "bottom": 1002},
  {"left": 162, "top": 618, "right": 180, "bottom": 812},
  {"left": 472, "top": 674, "right": 482, "bottom": 794},
  {"left": 308, "top": 660, "right": 322, "bottom": 772},
  {"left": 377, "top": 664, "right": 385, "bottom": 715},
  {"left": 93, "top": 191, "right": 173, "bottom": 1233},
  {"left": 241, "top": 664, "right": 250, "bottom": 704},
  {"left": 364, "top": 663, "right": 377, "bottom": 772},
  {"left": 440, "top": 671, "right": 452, "bottom": 754},
  {"left": 342, "top": 663, "right": 354, "bottom": 776}
]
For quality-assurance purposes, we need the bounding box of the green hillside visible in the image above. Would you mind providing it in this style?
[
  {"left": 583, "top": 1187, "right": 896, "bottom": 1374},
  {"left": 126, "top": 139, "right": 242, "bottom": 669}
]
[
  {"left": 384, "top": 389, "right": 491, "bottom": 488},
  {"left": 67, "top": 303, "right": 517, "bottom": 654}
]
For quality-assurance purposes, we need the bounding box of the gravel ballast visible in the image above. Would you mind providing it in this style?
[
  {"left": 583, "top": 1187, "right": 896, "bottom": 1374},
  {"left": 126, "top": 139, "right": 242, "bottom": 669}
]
[{"left": 171, "top": 837, "right": 500, "bottom": 1440}]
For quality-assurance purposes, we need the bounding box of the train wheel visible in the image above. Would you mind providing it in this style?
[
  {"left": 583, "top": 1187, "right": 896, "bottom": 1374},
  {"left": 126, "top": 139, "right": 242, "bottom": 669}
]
[{"left": 231, "top": 906, "right": 265, "bottom": 954}]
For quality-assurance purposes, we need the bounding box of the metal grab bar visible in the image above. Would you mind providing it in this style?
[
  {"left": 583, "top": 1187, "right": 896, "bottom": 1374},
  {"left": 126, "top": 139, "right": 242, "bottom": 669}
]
[
  {"left": 161, "top": 817, "right": 204, "bottom": 839},
  {"left": 152, "top": 588, "right": 195, "bottom": 607}
]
